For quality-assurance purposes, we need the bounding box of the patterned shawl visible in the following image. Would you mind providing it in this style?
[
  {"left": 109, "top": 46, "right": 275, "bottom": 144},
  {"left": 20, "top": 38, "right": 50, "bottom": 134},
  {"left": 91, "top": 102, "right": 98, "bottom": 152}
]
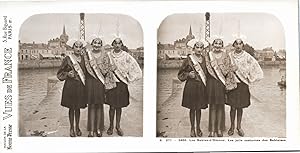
[
  {"left": 84, "top": 49, "right": 117, "bottom": 89},
  {"left": 205, "top": 49, "right": 237, "bottom": 91},
  {"left": 229, "top": 51, "right": 263, "bottom": 84},
  {"left": 109, "top": 50, "right": 142, "bottom": 84}
]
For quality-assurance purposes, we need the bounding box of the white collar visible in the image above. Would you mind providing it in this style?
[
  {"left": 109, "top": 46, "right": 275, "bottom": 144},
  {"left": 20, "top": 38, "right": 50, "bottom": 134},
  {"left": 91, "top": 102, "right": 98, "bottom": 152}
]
[
  {"left": 111, "top": 50, "right": 125, "bottom": 58},
  {"left": 232, "top": 50, "right": 245, "bottom": 58}
]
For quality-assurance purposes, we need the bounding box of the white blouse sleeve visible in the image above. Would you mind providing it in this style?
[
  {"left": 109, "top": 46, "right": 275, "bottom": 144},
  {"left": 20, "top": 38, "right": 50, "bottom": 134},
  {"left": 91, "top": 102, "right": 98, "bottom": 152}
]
[
  {"left": 248, "top": 54, "right": 264, "bottom": 83},
  {"left": 126, "top": 54, "right": 142, "bottom": 82}
]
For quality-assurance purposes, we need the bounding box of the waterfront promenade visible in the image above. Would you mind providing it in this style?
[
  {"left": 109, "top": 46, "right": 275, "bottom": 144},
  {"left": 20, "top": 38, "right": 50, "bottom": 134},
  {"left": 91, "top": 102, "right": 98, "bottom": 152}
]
[
  {"left": 21, "top": 78, "right": 143, "bottom": 137},
  {"left": 157, "top": 78, "right": 286, "bottom": 138}
]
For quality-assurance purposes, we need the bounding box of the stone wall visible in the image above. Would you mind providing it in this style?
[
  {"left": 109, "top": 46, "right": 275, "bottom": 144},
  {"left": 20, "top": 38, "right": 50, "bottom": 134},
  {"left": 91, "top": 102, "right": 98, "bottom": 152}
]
[
  {"left": 19, "top": 60, "right": 62, "bottom": 69},
  {"left": 157, "top": 59, "right": 183, "bottom": 69}
]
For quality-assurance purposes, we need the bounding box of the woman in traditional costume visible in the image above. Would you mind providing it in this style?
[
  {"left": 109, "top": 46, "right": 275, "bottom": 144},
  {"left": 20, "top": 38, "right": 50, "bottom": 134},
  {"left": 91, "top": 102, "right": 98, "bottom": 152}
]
[
  {"left": 226, "top": 38, "right": 263, "bottom": 137},
  {"left": 83, "top": 37, "right": 115, "bottom": 137},
  {"left": 205, "top": 38, "right": 236, "bottom": 137},
  {"left": 178, "top": 41, "right": 208, "bottom": 137},
  {"left": 57, "top": 40, "right": 87, "bottom": 137},
  {"left": 105, "top": 38, "right": 142, "bottom": 136}
]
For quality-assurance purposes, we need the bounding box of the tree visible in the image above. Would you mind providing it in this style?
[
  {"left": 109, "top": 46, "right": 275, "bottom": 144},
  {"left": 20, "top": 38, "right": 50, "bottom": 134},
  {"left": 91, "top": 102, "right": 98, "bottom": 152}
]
[
  {"left": 121, "top": 45, "right": 129, "bottom": 52},
  {"left": 244, "top": 43, "right": 255, "bottom": 57}
]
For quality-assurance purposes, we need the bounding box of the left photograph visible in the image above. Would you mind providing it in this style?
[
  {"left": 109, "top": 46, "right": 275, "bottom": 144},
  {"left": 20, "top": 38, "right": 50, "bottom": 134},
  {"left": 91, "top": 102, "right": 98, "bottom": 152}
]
[{"left": 18, "top": 13, "right": 144, "bottom": 137}]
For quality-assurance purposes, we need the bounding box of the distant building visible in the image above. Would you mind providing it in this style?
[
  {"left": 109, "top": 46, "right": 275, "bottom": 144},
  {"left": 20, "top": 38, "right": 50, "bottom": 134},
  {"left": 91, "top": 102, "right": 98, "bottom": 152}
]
[
  {"left": 159, "top": 47, "right": 189, "bottom": 60},
  {"left": 59, "top": 25, "right": 69, "bottom": 48},
  {"left": 254, "top": 50, "right": 264, "bottom": 61},
  {"left": 158, "top": 25, "right": 195, "bottom": 60},
  {"left": 157, "top": 42, "right": 176, "bottom": 59},
  {"left": 19, "top": 25, "right": 70, "bottom": 61},
  {"left": 135, "top": 47, "right": 144, "bottom": 60},
  {"left": 48, "top": 25, "right": 70, "bottom": 56},
  {"left": 275, "top": 49, "right": 286, "bottom": 61},
  {"left": 255, "top": 47, "right": 275, "bottom": 61},
  {"left": 174, "top": 25, "right": 195, "bottom": 49},
  {"left": 48, "top": 38, "right": 61, "bottom": 55},
  {"left": 129, "top": 47, "right": 144, "bottom": 60},
  {"left": 19, "top": 41, "right": 50, "bottom": 60}
]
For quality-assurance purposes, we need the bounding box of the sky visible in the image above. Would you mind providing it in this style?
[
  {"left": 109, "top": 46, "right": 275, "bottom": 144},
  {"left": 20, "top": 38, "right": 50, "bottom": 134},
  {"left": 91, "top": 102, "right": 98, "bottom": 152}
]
[
  {"left": 158, "top": 13, "right": 285, "bottom": 51},
  {"left": 19, "top": 14, "right": 143, "bottom": 49}
]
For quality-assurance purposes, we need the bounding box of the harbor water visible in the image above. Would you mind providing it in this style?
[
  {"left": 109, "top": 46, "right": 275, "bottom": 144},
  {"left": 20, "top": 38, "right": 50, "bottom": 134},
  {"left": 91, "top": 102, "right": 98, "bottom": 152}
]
[{"left": 18, "top": 68, "right": 58, "bottom": 119}]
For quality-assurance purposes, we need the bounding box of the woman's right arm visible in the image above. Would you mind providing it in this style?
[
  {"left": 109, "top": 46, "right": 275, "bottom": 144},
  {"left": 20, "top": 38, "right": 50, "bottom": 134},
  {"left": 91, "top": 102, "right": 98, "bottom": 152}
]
[
  {"left": 57, "top": 57, "right": 71, "bottom": 81},
  {"left": 177, "top": 59, "right": 190, "bottom": 82}
]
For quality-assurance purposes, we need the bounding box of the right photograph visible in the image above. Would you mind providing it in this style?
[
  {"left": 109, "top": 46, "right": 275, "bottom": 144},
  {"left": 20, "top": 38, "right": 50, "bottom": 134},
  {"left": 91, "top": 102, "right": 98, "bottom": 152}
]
[{"left": 156, "top": 13, "right": 286, "bottom": 138}]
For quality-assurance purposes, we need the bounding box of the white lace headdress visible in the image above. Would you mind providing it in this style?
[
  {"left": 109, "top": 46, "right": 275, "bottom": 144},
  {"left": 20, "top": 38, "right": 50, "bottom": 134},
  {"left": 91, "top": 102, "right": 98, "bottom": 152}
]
[{"left": 66, "top": 39, "right": 87, "bottom": 48}]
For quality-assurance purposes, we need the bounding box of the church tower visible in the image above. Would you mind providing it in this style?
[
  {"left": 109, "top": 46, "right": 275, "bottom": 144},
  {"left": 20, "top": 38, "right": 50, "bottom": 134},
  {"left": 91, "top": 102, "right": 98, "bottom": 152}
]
[
  {"left": 60, "top": 25, "right": 69, "bottom": 48},
  {"left": 186, "top": 25, "right": 195, "bottom": 41}
]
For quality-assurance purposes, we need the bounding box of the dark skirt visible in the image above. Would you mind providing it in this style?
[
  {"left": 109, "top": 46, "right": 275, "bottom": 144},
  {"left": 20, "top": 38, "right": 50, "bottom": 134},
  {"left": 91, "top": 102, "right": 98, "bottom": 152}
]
[
  {"left": 226, "top": 82, "right": 250, "bottom": 108},
  {"left": 206, "top": 76, "right": 226, "bottom": 105},
  {"left": 61, "top": 79, "right": 86, "bottom": 109},
  {"left": 182, "top": 79, "right": 208, "bottom": 110},
  {"left": 105, "top": 81, "right": 129, "bottom": 108},
  {"left": 85, "top": 74, "right": 105, "bottom": 105}
]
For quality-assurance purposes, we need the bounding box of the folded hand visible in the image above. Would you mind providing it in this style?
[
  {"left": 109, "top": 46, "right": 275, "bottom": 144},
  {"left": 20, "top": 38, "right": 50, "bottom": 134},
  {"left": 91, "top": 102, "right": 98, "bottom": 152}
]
[
  {"left": 68, "top": 70, "right": 75, "bottom": 78},
  {"left": 189, "top": 71, "right": 196, "bottom": 78}
]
